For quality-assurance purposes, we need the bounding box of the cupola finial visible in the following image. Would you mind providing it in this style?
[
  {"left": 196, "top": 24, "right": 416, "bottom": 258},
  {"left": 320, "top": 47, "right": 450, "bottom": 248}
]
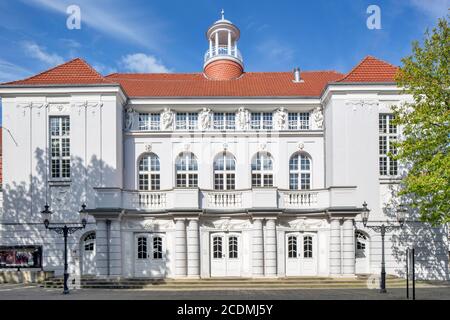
[{"left": 221, "top": 9, "right": 225, "bottom": 20}]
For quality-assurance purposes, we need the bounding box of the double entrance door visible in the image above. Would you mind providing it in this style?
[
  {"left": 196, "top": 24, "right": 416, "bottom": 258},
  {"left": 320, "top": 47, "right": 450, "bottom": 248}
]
[
  {"left": 134, "top": 233, "right": 166, "bottom": 278},
  {"left": 210, "top": 232, "right": 241, "bottom": 277},
  {"left": 285, "top": 232, "right": 317, "bottom": 276}
]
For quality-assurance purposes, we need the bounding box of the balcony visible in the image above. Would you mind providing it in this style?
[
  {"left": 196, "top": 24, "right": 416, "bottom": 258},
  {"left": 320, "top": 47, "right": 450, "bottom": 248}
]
[
  {"left": 94, "top": 187, "right": 358, "bottom": 212},
  {"left": 204, "top": 45, "right": 243, "bottom": 65}
]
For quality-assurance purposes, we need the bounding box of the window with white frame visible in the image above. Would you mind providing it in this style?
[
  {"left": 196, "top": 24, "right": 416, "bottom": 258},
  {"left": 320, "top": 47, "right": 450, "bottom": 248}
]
[
  {"left": 303, "top": 235, "right": 313, "bottom": 258},
  {"left": 139, "top": 113, "right": 160, "bottom": 131},
  {"left": 138, "top": 153, "right": 160, "bottom": 190},
  {"left": 289, "top": 153, "right": 311, "bottom": 190},
  {"left": 251, "top": 152, "right": 274, "bottom": 187},
  {"left": 50, "top": 116, "right": 70, "bottom": 179},
  {"left": 213, "top": 112, "right": 235, "bottom": 130},
  {"left": 250, "top": 112, "right": 273, "bottom": 130},
  {"left": 288, "top": 112, "right": 310, "bottom": 130},
  {"left": 153, "top": 236, "right": 163, "bottom": 259},
  {"left": 288, "top": 235, "right": 297, "bottom": 258},
  {"left": 228, "top": 236, "right": 238, "bottom": 259},
  {"left": 175, "top": 152, "right": 198, "bottom": 187},
  {"left": 176, "top": 112, "right": 198, "bottom": 130},
  {"left": 355, "top": 230, "right": 368, "bottom": 258},
  {"left": 214, "top": 152, "right": 236, "bottom": 190},
  {"left": 379, "top": 114, "right": 398, "bottom": 176},
  {"left": 137, "top": 237, "right": 147, "bottom": 259}
]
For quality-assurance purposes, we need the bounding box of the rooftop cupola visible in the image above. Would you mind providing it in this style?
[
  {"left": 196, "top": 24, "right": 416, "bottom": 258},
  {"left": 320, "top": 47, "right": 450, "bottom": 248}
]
[{"left": 203, "top": 10, "right": 243, "bottom": 80}]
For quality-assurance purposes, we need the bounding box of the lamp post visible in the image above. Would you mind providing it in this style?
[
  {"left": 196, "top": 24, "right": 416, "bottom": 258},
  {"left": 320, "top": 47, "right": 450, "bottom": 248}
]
[
  {"left": 41, "top": 203, "right": 88, "bottom": 294},
  {"left": 360, "top": 201, "right": 406, "bottom": 293}
]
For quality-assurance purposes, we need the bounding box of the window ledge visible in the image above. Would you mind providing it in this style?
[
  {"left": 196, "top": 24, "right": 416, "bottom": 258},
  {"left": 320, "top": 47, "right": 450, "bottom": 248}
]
[
  {"left": 48, "top": 180, "right": 71, "bottom": 187},
  {"left": 379, "top": 177, "right": 402, "bottom": 184}
]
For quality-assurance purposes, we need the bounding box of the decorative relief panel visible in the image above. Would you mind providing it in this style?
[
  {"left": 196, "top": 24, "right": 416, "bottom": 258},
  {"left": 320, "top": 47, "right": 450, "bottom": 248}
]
[
  {"left": 235, "top": 107, "right": 250, "bottom": 130},
  {"left": 198, "top": 107, "right": 212, "bottom": 130},
  {"left": 161, "top": 107, "right": 174, "bottom": 131},
  {"left": 274, "top": 107, "right": 287, "bottom": 130},
  {"left": 125, "top": 219, "right": 174, "bottom": 231},
  {"left": 311, "top": 106, "right": 323, "bottom": 129},
  {"left": 287, "top": 218, "right": 327, "bottom": 230}
]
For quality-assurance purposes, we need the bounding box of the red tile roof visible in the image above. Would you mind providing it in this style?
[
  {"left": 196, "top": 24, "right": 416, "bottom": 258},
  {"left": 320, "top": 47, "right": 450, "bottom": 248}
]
[
  {"left": 0, "top": 56, "right": 400, "bottom": 97},
  {"left": 337, "top": 56, "right": 399, "bottom": 83},
  {"left": 2, "top": 58, "right": 112, "bottom": 85},
  {"left": 105, "top": 71, "right": 344, "bottom": 97}
]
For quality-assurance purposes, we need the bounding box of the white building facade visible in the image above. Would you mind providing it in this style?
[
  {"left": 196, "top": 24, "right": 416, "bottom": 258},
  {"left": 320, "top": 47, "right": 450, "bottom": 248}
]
[{"left": 0, "top": 14, "right": 448, "bottom": 280}]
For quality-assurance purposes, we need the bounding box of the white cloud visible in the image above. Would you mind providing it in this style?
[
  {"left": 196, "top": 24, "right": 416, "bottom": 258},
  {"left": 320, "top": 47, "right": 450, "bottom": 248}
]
[
  {"left": 0, "top": 59, "right": 32, "bottom": 83},
  {"left": 93, "top": 63, "right": 117, "bottom": 76},
  {"left": 24, "top": 0, "right": 166, "bottom": 51},
  {"left": 408, "top": 0, "right": 450, "bottom": 20},
  {"left": 257, "top": 39, "right": 295, "bottom": 63},
  {"left": 120, "top": 53, "right": 170, "bottom": 73},
  {"left": 22, "top": 41, "right": 64, "bottom": 66}
]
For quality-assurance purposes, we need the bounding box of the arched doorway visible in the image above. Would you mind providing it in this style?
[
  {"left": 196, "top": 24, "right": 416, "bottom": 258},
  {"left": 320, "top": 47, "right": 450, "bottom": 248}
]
[
  {"left": 80, "top": 232, "right": 96, "bottom": 275},
  {"left": 355, "top": 230, "right": 370, "bottom": 274}
]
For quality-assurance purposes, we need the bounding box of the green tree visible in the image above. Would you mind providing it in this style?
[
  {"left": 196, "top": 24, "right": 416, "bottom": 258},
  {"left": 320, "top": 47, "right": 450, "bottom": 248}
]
[{"left": 393, "top": 15, "right": 449, "bottom": 226}]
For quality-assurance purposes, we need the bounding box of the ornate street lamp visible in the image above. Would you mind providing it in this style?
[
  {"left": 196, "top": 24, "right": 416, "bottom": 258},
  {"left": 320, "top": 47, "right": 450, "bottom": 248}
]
[
  {"left": 41, "top": 203, "right": 88, "bottom": 294},
  {"left": 358, "top": 201, "right": 406, "bottom": 293}
]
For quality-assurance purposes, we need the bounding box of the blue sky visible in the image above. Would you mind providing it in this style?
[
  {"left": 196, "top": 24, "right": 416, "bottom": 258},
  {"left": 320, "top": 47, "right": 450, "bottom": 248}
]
[{"left": 0, "top": 0, "right": 448, "bottom": 83}]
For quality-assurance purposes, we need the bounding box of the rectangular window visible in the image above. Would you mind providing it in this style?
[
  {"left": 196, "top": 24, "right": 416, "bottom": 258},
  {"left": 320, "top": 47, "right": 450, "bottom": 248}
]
[
  {"left": 288, "top": 112, "right": 310, "bottom": 130},
  {"left": 262, "top": 112, "right": 273, "bottom": 130},
  {"left": 250, "top": 112, "right": 274, "bottom": 130},
  {"left": 213, "top": 112, "right": 236, "bottom": 130},
  {"left": 188, "top": 113, "right": 198, "bottom": 130},
  {"left": 50, "top": 116, "right": 70, "bottom": 179},
  {"left": 176, "top": 113, "right": 187, "bottom": 130},
  {"left": 139, "top": 113, "right": 160, "bottom": 131},
  {"left": 250, "top": 113, "right": 261, "bottom": 130},
  {"left": 379, "top": 114, "right": 398, "bottom": 176},
  {"left": 213, "top": 113, "right": 225, "bottom": 130},
  {"left": 176, "top": 113, "right": 197, "bottom": 130},
  {"left": 226, "top": 113, "right": 235, "bottom": 130}
]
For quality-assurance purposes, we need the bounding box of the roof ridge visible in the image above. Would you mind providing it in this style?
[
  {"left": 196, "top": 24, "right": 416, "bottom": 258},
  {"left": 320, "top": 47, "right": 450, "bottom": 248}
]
[
  {"left": 2, "top": 57, "right": 110, "bottom": 85},
  {"left": 337, "top": 55, "right": 399, "bottom": 82}
]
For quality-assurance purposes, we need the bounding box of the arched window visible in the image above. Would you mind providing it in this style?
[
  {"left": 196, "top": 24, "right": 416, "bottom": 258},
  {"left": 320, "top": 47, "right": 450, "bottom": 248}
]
[
  {"left": 355, "top": 230, "right": 368, "bottom": 258},
  {"left": 214, "top": 152, "right": 236, "bottom": 190},
  {"left": 289, "top": 153, "right": 311, "bottom": 190},
  {"left": 138, "top": 153, "right": 160, "bottom": 190},
  {"left": 251, "top": 152, "right": 274, "bottom": 187},
  {"left": 175, "top": 152, "right": 198, "bottom": 187},
  {"left": 83, "top": 233, "right": 96, "bottom": 252}
]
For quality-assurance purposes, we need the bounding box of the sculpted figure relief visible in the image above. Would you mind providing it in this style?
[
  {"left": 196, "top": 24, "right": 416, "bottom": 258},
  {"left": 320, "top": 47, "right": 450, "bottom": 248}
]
[
  {"left": 312, "top": 106, "right": 323, "bottom": 129},
  {"left": 198, "top": 107, "right": 212, "bottom": 130},
  {"left": 274, "top": 107, "right": 287, "bottom": 130},
  {"left": 161, "top": 107, "right": 174, "bottom": 130},
  {"left": 236, "top": 107, "right": 250, "bottom": 130},
  {"left": 124, "top": 108, "right": 136, "bottom": 130}
]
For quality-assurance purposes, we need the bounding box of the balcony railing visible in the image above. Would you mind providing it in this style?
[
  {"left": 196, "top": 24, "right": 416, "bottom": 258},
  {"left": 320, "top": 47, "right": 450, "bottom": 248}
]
[
  {"left": 281, "top": 190, "right": 318, "bottom": 208},
  {"left": 135, "top": 192, "right": 167, "bottom": 209},
  {"left": 94, "top": 187, "right": 357, "bottom": 211},
  {"left": 206, "top": 190, "right": 243, "bottom": 209},
  {"left": 204, "top": 45, "right": 243, "bottom": 64}
]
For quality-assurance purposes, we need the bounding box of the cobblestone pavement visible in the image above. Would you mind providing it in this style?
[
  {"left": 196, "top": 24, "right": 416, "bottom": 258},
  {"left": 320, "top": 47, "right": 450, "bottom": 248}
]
[{"left": 0, "top": 284, "right": 449, "bottom": 300}]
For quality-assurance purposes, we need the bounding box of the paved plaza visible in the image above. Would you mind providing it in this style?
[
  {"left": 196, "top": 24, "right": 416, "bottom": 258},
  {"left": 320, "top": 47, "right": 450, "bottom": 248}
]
[{"left": 0, "top": 283, "right": 449, "bottom": 300}]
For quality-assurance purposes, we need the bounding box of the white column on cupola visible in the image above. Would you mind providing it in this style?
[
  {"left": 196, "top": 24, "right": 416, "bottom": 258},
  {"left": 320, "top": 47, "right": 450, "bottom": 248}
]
[
  {"left": 227, "top": 30, "right": 231, "bottom": 55},
  {"left": 234, "top": 40, "right": 238, "bottom": 58},
  {"left": 209, "top": 38, "right": 213, "bottom": 58},
  {"left": 215, "top": 31, "right": 219, "bottom": 55}
]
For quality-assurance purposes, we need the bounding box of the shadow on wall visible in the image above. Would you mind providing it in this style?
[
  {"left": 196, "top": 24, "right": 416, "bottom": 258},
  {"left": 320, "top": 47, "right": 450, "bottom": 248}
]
[
  {"left": 383, "top": 183, "right": 449, "bottom": 281},
  {"left": 1, "top": 147, "right": 118, "bottom": 275}
]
